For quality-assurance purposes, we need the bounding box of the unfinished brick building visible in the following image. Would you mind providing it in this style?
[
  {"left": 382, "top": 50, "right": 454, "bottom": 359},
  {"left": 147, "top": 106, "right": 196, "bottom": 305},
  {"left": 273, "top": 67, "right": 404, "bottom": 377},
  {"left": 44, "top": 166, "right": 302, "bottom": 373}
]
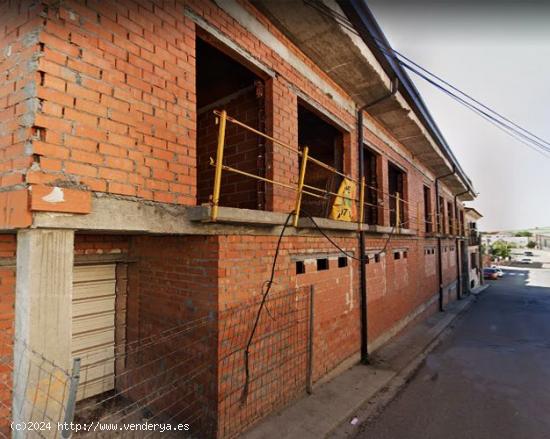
[{"left": 0, "top": 0, "right": 479, "bottom": 437}]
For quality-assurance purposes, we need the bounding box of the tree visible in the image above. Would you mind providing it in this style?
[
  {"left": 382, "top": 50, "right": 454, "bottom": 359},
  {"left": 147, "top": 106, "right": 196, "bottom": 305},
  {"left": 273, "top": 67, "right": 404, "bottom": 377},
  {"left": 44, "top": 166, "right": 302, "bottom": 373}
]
[
  {"left": 490, "top": 240, "right": 512, "bottom": 259},
  {"left": 515, "top": 230, "right": 532, "bottom": 237},
  {"left": 527, "top": 241, "right": 536, "bottom": 249}
]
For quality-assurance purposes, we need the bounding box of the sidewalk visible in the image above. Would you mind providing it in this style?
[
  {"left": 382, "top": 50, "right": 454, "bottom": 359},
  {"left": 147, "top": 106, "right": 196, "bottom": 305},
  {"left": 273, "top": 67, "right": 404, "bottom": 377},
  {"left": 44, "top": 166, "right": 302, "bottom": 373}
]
[{"left": 242, "top": 285, "right": 489, "bottom": 439}]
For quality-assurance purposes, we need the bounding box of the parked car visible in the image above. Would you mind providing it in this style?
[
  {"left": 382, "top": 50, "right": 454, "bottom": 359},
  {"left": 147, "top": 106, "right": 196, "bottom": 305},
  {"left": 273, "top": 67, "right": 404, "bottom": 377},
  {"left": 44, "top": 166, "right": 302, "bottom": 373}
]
[
  {"left": 519, "top": 258, "right": 532, "bottom": 264},
  {"left": 483, "top": 268, "right": 499, "bottom": 280},
  {"left": 524, "top": 251, "right": 534, "bottom": 257},
  {"left": 491, "top": 265, "right": 504, "bottom": 277}
]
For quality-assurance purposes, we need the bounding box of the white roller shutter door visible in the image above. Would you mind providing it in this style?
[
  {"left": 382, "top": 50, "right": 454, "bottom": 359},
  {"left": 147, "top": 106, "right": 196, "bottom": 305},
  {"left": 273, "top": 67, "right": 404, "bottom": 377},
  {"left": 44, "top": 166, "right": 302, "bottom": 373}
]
[{"left": 72, "top": 264, "right": 116, "bottom": 401}]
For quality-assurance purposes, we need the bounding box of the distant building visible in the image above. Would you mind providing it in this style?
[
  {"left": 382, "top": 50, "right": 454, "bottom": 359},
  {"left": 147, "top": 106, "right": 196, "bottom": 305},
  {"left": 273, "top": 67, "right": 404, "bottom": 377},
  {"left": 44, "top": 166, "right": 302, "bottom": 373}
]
[
  {"left": 535, "top": 234, "right": 550, "bottom": 250},
  {"left": 465, "top": 208, "right": 483, "bottom": 290}
]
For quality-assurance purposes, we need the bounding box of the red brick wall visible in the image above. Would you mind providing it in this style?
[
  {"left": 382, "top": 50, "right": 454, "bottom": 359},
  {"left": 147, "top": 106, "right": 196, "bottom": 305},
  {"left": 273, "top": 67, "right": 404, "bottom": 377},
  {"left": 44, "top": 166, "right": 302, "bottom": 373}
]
[
  {"left": 1, "top": 0, "right": 468, "bottom": 226},
  {"left": 366, "top": 236, "right": 439, "bottom": 344},
  {"left": 0, "top": 0, "right": 42, "bottom": 190},
  {"left": 125, "top": 235, "right": 219, "bottom": 432},
  {"left": 264, "top": 78, "right": 297, "bottom": 212},
  {"left": 27, "top": 1, "right": 196, "bottom": 205},
  {"left": 0, "top": 234, "right": 16, "bottom": 434},
  {"left": 74, "top": 234, "right": 129, "bottom": 255},
  {"left": 12, "top": 0, "right": 359, "bottom": 214},
  {"left": 295, "top": 253, "right": 358, "bottom": 382},
  {"left": 217, "top": 234, "right": 360, "bottom": 434},
  {"left": 0, "top": 1, "right": 43, "bottom": 227}
]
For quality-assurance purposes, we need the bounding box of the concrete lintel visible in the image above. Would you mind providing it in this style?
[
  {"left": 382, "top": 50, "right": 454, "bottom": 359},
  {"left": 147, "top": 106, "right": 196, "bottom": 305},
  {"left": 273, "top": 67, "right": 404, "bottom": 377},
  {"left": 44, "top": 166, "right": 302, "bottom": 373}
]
[{"left": 213, "top": 0, "right": 356, "bottom": 115}]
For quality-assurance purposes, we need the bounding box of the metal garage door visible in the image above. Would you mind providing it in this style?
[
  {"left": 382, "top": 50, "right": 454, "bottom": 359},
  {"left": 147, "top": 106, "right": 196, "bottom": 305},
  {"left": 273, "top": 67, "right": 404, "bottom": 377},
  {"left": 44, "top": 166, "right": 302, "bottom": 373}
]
[{"left": 72, "top": 264, "right": 116, "bottom": 401}]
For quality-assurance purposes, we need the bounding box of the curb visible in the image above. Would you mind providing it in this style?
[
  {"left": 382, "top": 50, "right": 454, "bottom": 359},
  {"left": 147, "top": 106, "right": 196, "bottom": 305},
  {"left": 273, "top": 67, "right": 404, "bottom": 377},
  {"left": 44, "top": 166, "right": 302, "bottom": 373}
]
[
  {"left": 242, "top": 294, "right": 479, "bottom": 439},
  {"left": 329, "top": 294, "right": 477, "bottom": 439},
  {"left": 471, "top": 284, "right": 490, "bottom": 296}
]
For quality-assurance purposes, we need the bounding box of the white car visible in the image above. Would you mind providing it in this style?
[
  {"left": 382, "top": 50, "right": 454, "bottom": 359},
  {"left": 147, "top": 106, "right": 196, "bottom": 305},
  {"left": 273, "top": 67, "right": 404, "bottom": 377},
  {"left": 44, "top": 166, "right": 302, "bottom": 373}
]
[{"left": 491, "top": 265, "right": 504, "bottom": 277}]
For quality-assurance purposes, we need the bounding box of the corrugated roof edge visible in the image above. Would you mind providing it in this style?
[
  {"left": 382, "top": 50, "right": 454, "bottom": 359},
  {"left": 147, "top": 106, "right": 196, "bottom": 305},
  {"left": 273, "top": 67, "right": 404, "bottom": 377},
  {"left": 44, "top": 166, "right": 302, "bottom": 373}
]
[{"left": 338, "top": 0, "right": 476, "bottom": 197}]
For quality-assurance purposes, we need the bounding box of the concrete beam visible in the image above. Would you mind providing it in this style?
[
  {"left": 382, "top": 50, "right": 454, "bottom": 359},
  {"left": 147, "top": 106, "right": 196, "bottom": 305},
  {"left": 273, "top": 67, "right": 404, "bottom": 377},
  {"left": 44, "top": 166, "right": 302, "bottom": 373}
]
[
  {"left": 32, "top": 195, "right": 419, "bottom": 237},
  {"left": 14, "top": 229, "right": 74, "bottom": 431}
]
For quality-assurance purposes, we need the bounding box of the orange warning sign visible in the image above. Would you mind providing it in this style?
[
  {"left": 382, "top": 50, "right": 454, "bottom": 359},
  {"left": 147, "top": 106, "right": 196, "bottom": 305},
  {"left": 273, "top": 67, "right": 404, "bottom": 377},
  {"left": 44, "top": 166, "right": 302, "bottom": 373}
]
[{"left": 329, "top": 178, "right": 356, "bottom": 222}]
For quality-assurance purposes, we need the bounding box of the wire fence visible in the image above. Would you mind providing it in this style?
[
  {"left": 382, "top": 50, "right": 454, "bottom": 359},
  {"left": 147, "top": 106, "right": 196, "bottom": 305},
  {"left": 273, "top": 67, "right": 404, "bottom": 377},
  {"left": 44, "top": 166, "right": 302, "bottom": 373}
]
[
  {"left": 72, "top": 316, "right": 216, "bottom": 438},
  {"left": 1, "top": 286, "right": 313, "bottom": 439},
  {"left": 0, "top": 330, "right": 74, "bottom": 439},
  {"left": 218, "top": 286, "right": 312, "bottom": 438},
  {"left": 0, "top": 316, "right": 216, "bottom": 438}
]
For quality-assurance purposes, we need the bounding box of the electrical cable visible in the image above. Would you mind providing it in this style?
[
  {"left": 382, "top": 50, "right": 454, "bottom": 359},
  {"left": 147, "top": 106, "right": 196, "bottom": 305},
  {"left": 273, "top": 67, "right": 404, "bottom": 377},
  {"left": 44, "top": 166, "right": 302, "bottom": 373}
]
[
  {"left": 239, "top": 208, "right": 400, "bottom": 403},
  {"left": 304, "top": 0, "right": 550, "bottom": 158},
  {"left": 373, "top": 47, "right": 550, "bottom": 157},
  {"left": 377, "top": 43, "right": 550, "bottom": 152},
  {"left": 240, "top": 210, "right": 294, "bottom": 404},
  {"left": 301, "top": 209, "right": 396, "bottom": 261},
  {"left": 399, "top": 62, "right": 550, "bottom": 159}
]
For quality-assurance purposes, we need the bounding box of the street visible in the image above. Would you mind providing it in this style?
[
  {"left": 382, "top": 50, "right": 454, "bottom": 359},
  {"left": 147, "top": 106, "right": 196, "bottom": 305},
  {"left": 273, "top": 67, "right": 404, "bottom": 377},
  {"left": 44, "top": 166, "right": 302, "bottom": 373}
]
[{"left": 355, "top": 263, "right": 550, "bottom": 439}]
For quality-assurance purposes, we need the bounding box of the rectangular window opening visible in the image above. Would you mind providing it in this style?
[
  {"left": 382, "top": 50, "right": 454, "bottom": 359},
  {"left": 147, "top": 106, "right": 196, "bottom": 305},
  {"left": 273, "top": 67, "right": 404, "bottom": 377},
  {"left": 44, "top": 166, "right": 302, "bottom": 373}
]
[
  {"left": 423, "top": 185, "right": 432, "bottom": 233},
  {"left": 338, "top": 256, "right": 348, "bottom": 268},
  {"left": 196, "top": 36, "right": 265, "bottom": 210},
  {"left": 403, "top": 251, "right": 408, "bottom": 259},
  {"left": 447, "top": 201, "right": 454, "bottom": 234},
  {"left": 388, "top": 162, "right": 407, "bottom": 228},
  {"left": 438, "top": 196, "right": 445, "bottom": 233},
  {"left": 298, "top": 102, "right": 344, "bottom": 218},
  {"left": 363, "top": 145, "right": 381, "bottom": 225},
  {"left": 374, "top": 253, "right": 381, "bottom": 263},
  {"left": 296, "top": 260, "right": 305, "bottom": 275},
  {"left": 317, "top": 258, "right": 329, "bottom": 271},
  {"left": 394, "top": 251, "right": 400, "bottom": 260}
]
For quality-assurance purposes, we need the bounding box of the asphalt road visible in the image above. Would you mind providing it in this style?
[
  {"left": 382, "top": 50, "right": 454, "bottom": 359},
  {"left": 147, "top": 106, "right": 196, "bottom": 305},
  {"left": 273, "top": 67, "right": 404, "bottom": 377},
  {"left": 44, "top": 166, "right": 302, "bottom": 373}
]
[{"left": 355, "top": 266, "right": 550, "bottom": 439}]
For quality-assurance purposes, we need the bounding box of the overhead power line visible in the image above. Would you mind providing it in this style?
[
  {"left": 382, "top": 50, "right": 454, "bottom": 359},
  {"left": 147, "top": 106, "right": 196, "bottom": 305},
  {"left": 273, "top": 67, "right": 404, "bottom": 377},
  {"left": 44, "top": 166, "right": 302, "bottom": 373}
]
[
  {"left": 373, "top": 45, "right": 550, "bottom": 157},
  {"left": 304, "top": 0, "right": 550, "bottom": 159}
]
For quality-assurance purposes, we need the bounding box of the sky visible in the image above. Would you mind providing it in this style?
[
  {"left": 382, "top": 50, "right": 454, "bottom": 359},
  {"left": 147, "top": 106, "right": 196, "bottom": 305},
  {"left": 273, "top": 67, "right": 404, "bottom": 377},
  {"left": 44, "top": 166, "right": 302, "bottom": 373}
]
[{"left": 367, "top": 0, "right": 550, "bottom": 231}]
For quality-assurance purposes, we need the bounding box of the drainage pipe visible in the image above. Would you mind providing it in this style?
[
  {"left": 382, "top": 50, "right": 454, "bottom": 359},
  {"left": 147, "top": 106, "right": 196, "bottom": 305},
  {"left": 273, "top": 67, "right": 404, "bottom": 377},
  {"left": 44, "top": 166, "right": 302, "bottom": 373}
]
[
  {"left": 454, "top": 189, "right": 470, "bottom": 300},
  {"left": 357, "top": 81, "right": 399, "bottom": 364}
]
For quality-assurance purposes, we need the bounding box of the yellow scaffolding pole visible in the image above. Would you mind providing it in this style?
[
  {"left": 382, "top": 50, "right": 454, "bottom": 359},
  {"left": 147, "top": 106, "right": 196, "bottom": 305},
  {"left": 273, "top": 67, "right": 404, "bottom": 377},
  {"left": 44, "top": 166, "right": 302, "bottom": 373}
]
[
  {"left": 208, "top": 159, "right": 325, "bottom": 200},
  {"left": 293, "top": 146, "right": 309, "bottom": 227},
  {"left": 211, "top": 110, "right": 227, "bottom": 222}
]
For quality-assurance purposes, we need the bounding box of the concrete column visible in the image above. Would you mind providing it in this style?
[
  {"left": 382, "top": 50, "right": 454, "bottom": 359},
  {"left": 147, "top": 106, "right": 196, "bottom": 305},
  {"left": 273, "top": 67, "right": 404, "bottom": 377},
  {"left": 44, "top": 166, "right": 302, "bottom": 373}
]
[{"left": 13, "top": 229, "right": 74, "bottom": 434}]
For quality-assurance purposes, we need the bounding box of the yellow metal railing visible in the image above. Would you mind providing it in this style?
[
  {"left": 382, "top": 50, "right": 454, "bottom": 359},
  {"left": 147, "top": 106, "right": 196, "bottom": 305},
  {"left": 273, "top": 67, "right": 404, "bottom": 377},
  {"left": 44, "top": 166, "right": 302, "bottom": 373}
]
[{"left": 209, "top": 110, "right": 427, "bottom": 232}]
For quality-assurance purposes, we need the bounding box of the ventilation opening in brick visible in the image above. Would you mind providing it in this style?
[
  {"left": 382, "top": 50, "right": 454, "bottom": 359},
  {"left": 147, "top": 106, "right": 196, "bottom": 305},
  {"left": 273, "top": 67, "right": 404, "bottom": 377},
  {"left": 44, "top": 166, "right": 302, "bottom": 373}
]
[
  {"left": 196, "top": 36, "right": 265, "bottom": 210},
  {"left": 338, "top": 256, "right": 348, "bottom": 268},
  {"left": 296, "top": 260, "right": 305, "bottom": 275},
  {"left": 316, "top": 258, "right": 329, "bottom": 271},
  {"left": 298, "top": 102, "right": 344, "bottom": 218}
]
